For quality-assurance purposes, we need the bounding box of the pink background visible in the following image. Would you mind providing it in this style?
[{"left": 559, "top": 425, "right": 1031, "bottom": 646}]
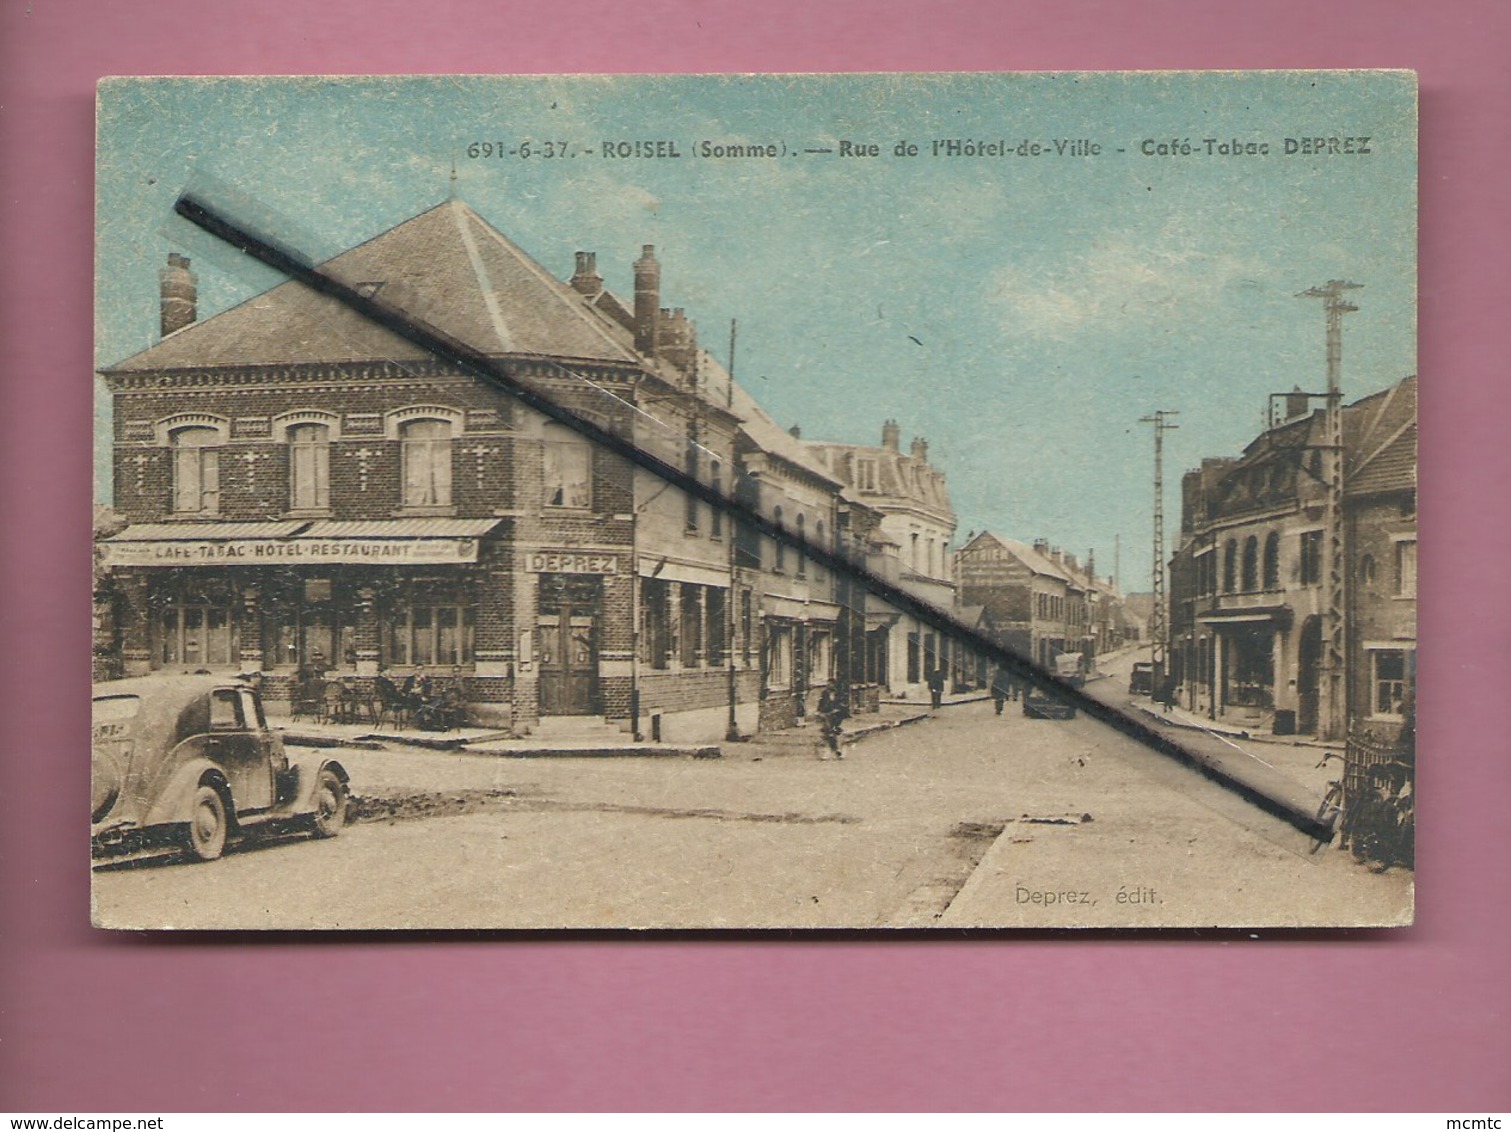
[{"left": 2, "top": 0, "right": 1507, "bottom": 1113}]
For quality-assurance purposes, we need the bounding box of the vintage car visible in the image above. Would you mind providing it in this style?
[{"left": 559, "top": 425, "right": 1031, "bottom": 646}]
[
  {"left": 1022, "top": 653, "right": 1083, "bottom": 720},
  {"left": 1128, "top": 661, "right": 1156, "bottom": 696},
  {"left": 92, "top": 675, "right": 351, "bottom": 861}
]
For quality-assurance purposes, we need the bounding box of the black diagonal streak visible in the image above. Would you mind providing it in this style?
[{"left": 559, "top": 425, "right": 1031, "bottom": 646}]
[{"left": 173, "top": 192, "right": 1331, "bottom": 840}]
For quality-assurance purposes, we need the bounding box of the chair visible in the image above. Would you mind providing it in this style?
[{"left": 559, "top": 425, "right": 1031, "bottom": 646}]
[
  {"left": 373, "top": 676, "right": 413, "bottom": 730},
  {"left": 322, "top": 681, "right": 351, "bottom": 725},
  {"left": 291, "top": 678, "right": 325, "bottom": 723}
]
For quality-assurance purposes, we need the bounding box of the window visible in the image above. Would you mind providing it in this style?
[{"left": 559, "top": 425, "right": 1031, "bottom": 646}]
[
  {"left": 773, "top": 506, "right": 786, "bottom": 573},
  {"left": 767, "top": 623, "right": 793, "bottom": 689},
  {"left": 159, "top": 603, "right": 234, "bottom": 668},
  {"left": 813, "top": 520, "right": 825, "bottom": 578},
  {"left": 679, "top": 584, "right": 703, "bottom": 667},
  {"left": 386, "top": 603, "right": 474, "bottom": 666},
  {"left": 809, "top": 631, "right": 831, "bottom": 686},
  {"left": 1241, "top": 536, "right": 1259, "bottom": 592},
  {"left": 795, "top": 514, "right": 807, "bottom": 577},
  {"left": 1300, "top": 530, "right": 1324, "bottom": 585},
  {"left": 740, "top": 590, "right": 753, "bottom": 665},
  {"left": 288, "top": 423, "right": 330, "bottom": 511},
  {"left": 684, "top": 426, "right": 699, "bottom": 530},
  {"left": 710, "top": 460, "right": 723, "bottom": 538},
  {"left": 401, "top": 419, "right": 452, "bottom": 507},
  {"left": 171, "top": 426, "right": 220, "bottom": 514},
  {"left": 1358, "top": 553, "right": 1377, "bottom": 586},
  {"left": 542, "top": 434, "right": 591, "bottom": 509},
  {"left": 1394, "top": 540, "right": 1417, "bottom": 596},
  {"left": 1262, "top": 532, "right": 1280, "bottom": 589},
  {"left": 644, "top": 578, "right": 671, "bottom": 670},
  {"left": 906, "top": 631, "right": 921, "bottom": 684},
  {"left": 1222, "top": 539, "right": 1237, "bottom": 593},
  {"left": 209, "top": 688, "right": 244, "bottom": 730},
  {"left": 706, "top": 587, "right": 727, "bottom": 663},
  {"left": 911, "top": 532, "right": 920, "bottom": 573},
  {"left": 856, "top": 458, "right": 877, "bottom": 492},
  {"left": 1371, "top": 649, "right": 1411, "bottom": 717}
]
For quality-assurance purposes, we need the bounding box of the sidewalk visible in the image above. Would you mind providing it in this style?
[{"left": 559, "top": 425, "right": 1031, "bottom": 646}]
[{"left": 273, "top": 717, "right": 717, "bottom": 759}]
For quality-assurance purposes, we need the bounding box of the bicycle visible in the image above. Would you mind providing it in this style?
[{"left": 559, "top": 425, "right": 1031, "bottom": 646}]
[{"left": 1311, "top": 751, "right": 1346, "bottom": 854}]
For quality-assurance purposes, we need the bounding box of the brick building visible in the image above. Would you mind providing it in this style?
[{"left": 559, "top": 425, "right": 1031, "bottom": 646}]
[
  {"left": 96, "top": 199, "right": 830, "bottom": 742},
  {"left": 1167, "top": 376, "right": 1417, "bottom": 739}
]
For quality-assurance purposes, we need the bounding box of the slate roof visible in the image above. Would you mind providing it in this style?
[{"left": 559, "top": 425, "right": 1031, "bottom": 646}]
[
  {"left": 1345, "top": 375, "right": 1417, "bottom": 497},
  {"left": 105, "top": 200, "right": 642, "bottom": 373},
  {"left": 960, "top": 530, "right": 1072, "bottom": 583}
]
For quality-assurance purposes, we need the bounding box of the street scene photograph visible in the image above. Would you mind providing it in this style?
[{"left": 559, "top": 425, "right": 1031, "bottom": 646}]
[{"left": 90, "top": 72, "right": 1417, "bottom": 929}]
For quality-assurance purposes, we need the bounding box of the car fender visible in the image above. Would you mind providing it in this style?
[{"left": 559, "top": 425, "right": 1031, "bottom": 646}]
[
  {"left": 141, "top": 759, "right": 230, "bottom": 829},
  {"left": 285, "top": 754, "right": 349, "bottom": 814}
]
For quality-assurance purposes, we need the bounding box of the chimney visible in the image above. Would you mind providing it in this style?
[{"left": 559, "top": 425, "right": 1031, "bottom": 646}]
[
  {"left": 634, "top": 245, "right": 661, "bottom": 357},
  {"left": 789, "top": 424, "right": 801, "bottom": 439},
  {"left": 570, "top": 251, "right": 602, "bottom": 297},
  {"left": 910, "top": 436, "right": 929, "bottom": 463},
  {"left": 1086, "top": 549, "right": 1095, "bottom": 578},
  {"left": 160, "top": 253, "right": 197, "bottom": 338},
  {"left": 1284, "top": 385, "right": 1310, "bottom": 421},
  {"left": 881, "top": 420, "right": 900, "bottom": 451},
  {"left": 1033, "top": 538, "right": 1050, "bottom": 555}
]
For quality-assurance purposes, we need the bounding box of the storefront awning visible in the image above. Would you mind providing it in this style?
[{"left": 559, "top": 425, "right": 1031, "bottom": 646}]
[
  {"left": 100, "top": 518, "right": 501, "bottom": 567},
  {"left": 1198, "top": 604, "right": 1294, "bottom": 630}
]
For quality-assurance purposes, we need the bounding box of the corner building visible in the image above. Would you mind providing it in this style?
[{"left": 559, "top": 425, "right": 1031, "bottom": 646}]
[{"left": 98, "top": 200, "right": 761, "bottom": 741}]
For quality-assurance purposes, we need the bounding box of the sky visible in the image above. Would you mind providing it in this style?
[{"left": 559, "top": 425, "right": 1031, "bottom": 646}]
[{"left": 94, "top": 72, "right": 1417, "bottom": 591}]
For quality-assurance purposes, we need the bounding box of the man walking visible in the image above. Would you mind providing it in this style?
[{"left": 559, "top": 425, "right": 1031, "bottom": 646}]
[
  {"left": 926, "top": 665, "right": 946, "bottom": 711},
  {"left": 990, "top": 665, "right": 1013, "bottom": 716},
  {"left": 816, "top": 683, "right": 850, "bottom": 759}
]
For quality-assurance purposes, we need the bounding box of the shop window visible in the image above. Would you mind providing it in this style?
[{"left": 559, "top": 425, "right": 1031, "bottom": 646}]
[
  {"left": 809, "top": 630, "right": 831, "bottom": 686},
  {"left": 159, "top": 604, "right": 234, "bottom": 668},
  {"left": 1371, "top": 649, "right": 1410, "bottom": 717},
  {"left": 1241, "top": 536, "right": 1259, "bottom": 592},
  {"left": 1300, "top": 530, "right": 1324, "bottom": 585},
  {"left": 1262, "top": 532, "right": 1280, "bottom": 589},
  {"left": 767, "top": 623, "right": 793, "bottom": 689},
  {"left": 387, "top": 603, "right": 473, "bottom": 666},
  {"left": 1222, "top": 539, "right": 1237, "bottom": 593},
  {"left": 1394, "top": 540, "right": 1417, "bottom": 596},
  {"left": 401, "top": 419, "right": 453, "bottom": 508},
  {"left": 705, "top": 587, "right": 727, "bottom": 663},
  {"left": 680, "top": 584, "right": 703, "bottom": 667},
  {"left": 171, "top": 426, "right": 221, "bottom": 514},
  {"left": 644, "top": 578, "right": 672, "bottom": 670},
  {"left": 288, "top": 423, "right": 330, "bottom": 511},
  {"left": 906, "top": 631, "right": 920, "bottom": 684},
  {"left": 740, "top": 590, "right": 753, "bottom": 666}
]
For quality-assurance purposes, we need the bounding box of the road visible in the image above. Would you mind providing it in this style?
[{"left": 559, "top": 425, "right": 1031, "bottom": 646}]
[{"left": 92, "top": 668, "right": 1413, "bottom": 930}]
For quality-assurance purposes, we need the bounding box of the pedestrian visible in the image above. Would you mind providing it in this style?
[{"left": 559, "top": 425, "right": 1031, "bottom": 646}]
[
  {"left": 1158, "top": 672, "right": 1178, "bottom": 714},
  {"left": 816, "top": 683, "right": 850, "bottom": 759},
  {"left": 990, "top": 665, "right": 1013, "bottom": 716},
  {"left": 926, "top": 666, "right": 946, "bottom": 710}
]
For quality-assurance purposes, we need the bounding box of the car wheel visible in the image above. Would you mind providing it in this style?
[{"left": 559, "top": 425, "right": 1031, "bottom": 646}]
[
  {"left": 311, "top": 769, "right": 348, "bottom": 839},
  {"left": 186, "top": 784, "right": 229, "bottom": 861}
]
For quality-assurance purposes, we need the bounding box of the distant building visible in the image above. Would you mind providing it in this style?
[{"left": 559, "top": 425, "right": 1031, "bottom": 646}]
[{"left": 803, "top": 423, "right": 961, "bottom": 697}]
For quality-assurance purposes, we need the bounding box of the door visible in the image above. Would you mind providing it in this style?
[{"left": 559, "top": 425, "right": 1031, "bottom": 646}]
[
  {"left": 536, "top": 573, "right": 601, "bottom": 716},
  {"left": 202, "top": 686, "right": 274, "bottom": 811},
  {"left": 1297, "top": 616, "right": 1322, "bottom": 734}
]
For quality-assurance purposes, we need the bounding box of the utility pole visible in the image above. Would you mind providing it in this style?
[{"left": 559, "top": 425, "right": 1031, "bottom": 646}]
[
  {"left": 1300, "top": 279, "right": 1361, "bottom": 741},
  {"left": 1140, "top": 410, "right": 1179, "bottom": 692}
]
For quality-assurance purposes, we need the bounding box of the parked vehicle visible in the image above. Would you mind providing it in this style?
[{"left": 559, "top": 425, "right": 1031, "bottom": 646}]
[
  {"left": 1023, "top": 653, "right": 1083, "bottom": 720},
  {"left": 1128, "top": 661, "right": 1155, "bottom": 696},
  {"left": 92, "top": 675, "right": 351, "bottom": 861}
]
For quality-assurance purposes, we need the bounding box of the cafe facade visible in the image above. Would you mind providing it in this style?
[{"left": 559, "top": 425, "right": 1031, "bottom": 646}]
[{"left": 97, "top": 200, "right": 768, "bottom": 740}]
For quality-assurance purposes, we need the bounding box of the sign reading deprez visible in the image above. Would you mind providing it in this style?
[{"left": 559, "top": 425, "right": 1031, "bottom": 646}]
[{"left": 524, "top": 551, "right": 620, "bottom": 574}]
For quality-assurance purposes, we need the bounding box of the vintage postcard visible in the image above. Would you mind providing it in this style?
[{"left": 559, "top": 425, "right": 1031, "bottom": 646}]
[{"left": 92, "top": 72, "right": 1417, "bottom": 929}]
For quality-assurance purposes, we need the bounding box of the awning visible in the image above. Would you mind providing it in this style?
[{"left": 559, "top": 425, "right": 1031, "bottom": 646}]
[
  {"left": 1197, "top": 604, "right": 1294, "bottom": 630},
  {"left": 100, "top": 519, "right": 501, "bottom": 568}
]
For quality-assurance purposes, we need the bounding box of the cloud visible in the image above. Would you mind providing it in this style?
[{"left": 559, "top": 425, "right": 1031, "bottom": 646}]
[{"left": 989, "top": 221, "right": 1266, "bottom": 341}]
